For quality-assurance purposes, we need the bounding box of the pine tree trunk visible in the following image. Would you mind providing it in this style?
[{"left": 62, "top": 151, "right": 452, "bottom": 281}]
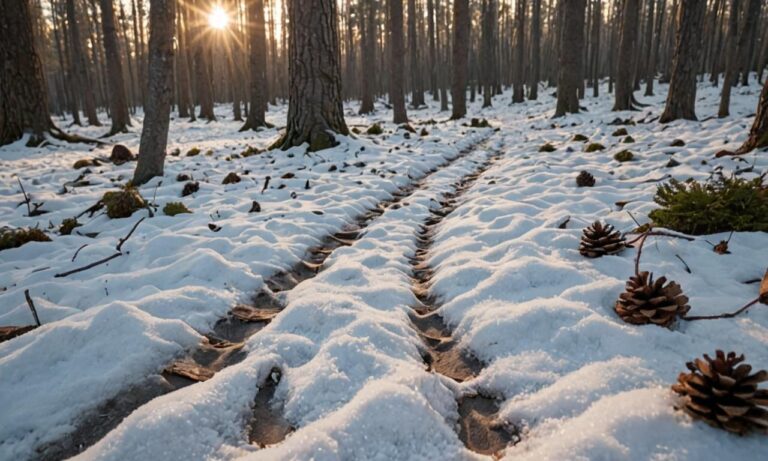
[
  {"left": 451, "top": 0, "right": 470, "bottom": 119},
  {"left": 590, "top": 0, "right": 601, "bottom": 98},
  {"left": 241, "top": 0, "right": 269, "bottom": 130},
  {"left": 648, "top": 0, "right": 665, "bottom": 95},
  {"left": 736, "top": 77, "right": 768, "bottom": 153},
  {"left": 192, "top": 0, "right": 215, "bottom": 121},
  {"left": 133, "top": 0, "right": 175, "bottom": 185},
  {"left": 718, "top": 0, "right": 741, "bottom": 118},
  {"left": 642, "top": 0, "right": 656, "bottom": 96},
  {"left": 428, "top": 0, "right": 438, "bottom": 101},
  {"left": 66, "top": 0, "right": 101, "bottom": 126},
  {"left": 0, "top": 0, "right": 54, "bottom": 146},
  {"left": 660, "top": 0, "right": 705, "bottom": 123},
  {"left": 737, "top": 0, "right": 761, "bottom": 86},
  {"left": 359, "top": 0, "right": 376, "bottom": 114},
  {"left": 389, "top": 0, "right": 408, "bottom": 123},
  {"left": 481, "top": 0, "right": 495, "bottom": 108},
  {"left": 99, "top": 0, "right": 131, "bottom": 136},
  {"left": 554, "top": 0, "right": 585, "bottom": 117},
  {"left": 513, "top": 0, "right": 526, "bottom": 103},
  {"left": 176, "top": 0, "right": 192, "bottom": 118},
  {"left": 614, "top": 0, "right": 639, "bottom": 110},
  {"left": 276, "top": 0, "right": 349, "bottom": 151},
  {"left": 408, "top": 0, "right": 424, "bottom": 107},
  {"left": 529, "top": 0, "right": 541, "bottom": 100}
]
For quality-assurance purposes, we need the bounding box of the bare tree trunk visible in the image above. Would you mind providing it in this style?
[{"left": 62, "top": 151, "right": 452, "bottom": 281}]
[
  {"left": 642, "top": 0, "right": 656, "bottom": 96},
  {"left": 66, "top": 0, "right": 101, "bottom": 126},
  {"left": 736, "top": 77, "right": 768, "bottom": 153},
  {"left": 192, "top": 0, "right": 215, "bottom": 121},
  {"left": 99, "top": 0, "right": 131, "bottom": 136},
  {"left": 408, "top": 0, "right": 424, "bottom": 107},
  {"left": 133, "top": 0, "right": 175, "bottom": 185},
  {"left": 359, "top": 0, "right": 376, "bottom": 114},
  {"left": 719, "top": 0, "right": 741, "bottom": 118},
  {"left": 738, "top": 0, "right": 761, "bottom": 86},
  {"left": 176, "top": 0, "right": 192, "bottom": 118},
  {"left": 554, "top": 0, "right": 585, "bottom": 116},
  {"left": 276, "top": 0, "right": 349, "bottom": 151},
  {"left": 451, "top": 0, "right": 470, "bottom": 119},
  {"left": 590, "top": 0, "right": 601, "bottom": 98},
  {"left": 481, "top": 0, "right": 496, "bottom": 107},
  {"left": 513, "top": 0, "right": 526, "bottom": 103},
  {"left": 647, "top": 0, "right": 665, "bottom": 94},
  {"left": 428, "top": 0, "right": 438, "bottom": 101},
  {"left": 614, "top": 0, "right": 640, "bottom": 110},
  {"left": 241, "top": 0, "right": 269, "bottom": 130},
  {"left": 389, "top": 0, "right": 408, "bottom": 123},
  {"left": 659, "top": 0, "right": 705, "bottom": 123},
  {"left": 529, "top": 0, "right": 542, "bottom": 100}
]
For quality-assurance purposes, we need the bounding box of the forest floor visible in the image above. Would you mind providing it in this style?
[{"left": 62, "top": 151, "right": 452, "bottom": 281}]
[{"left": 1, "top": 80, "right": 767, "bottom": 460}]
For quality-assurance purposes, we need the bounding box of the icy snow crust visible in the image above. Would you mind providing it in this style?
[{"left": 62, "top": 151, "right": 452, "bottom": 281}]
[{"left": 1, "top": 81, "right": 767, "bottom": 460}]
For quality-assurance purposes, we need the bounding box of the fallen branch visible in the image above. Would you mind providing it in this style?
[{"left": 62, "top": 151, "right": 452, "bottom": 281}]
[
  {"left": 72, "top": 244, "right": 89, "bottom": 262},
  {"left": 24, "top": 289, "right": 41, "bottom": 326},
  {"left": 683, "top": 298, "right": 760, "bottom": 321},
  {"left": 17, "top": 178, "right": 46, "bottom": 217},
  {"left": 625, "top": 230, "right": 695, "bottom": 245},
  {"left": 55, "top": 217, "right": 145, "bottom": 278}
]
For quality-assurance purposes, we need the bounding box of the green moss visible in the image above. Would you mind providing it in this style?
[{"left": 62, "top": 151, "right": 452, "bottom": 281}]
[
  {"left": 0, "top": 227, "right": 51, "bottom": 251},
  {"left": 613, "top": 150, "right": 634, "bottom": 162},
  {"left": 59, "top": 218, "right": 81, "bottom": 235},
  {"left": 649, "top": 176, "right": 768, "bottom": 235},
  {"left": 205, "top": 149, "right": 214, "bottom": 156},
  {"left": 366, "top": 123, "right": 384, "bottom": 135},
  {"left": 351, "top": 127, "right": 361, "bottom": 134},
  {"left": 622, "top": 135, "right": 635, "bottom": 143},
  {"left": 163, "top": 202, "right": 192, "bottom": 216},
  {"left": 186, "top": 147, "right": 201, "bottom": 157},
  {"left": 572, "top": 134, "right": 589, "bottom": 142},
  {"left": 102, "top": 187, "right": 146, "bottom": 219},
  {"left": 584, "top": 143, "right": 605, "bottom": 152},
  {"left": 611, "top": 128, "right": 628, "bottom": 136},
  {"left": 539, "top": 143, "right": 557, "bottom": 152},
  {"left": 241, "top": 146, "right": 261, "bottom": 158}
]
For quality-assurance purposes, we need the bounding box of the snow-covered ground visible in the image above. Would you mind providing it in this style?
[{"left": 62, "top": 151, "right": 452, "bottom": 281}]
[{"left": 1, "top": 79, "right": 767, "bottom": 460}]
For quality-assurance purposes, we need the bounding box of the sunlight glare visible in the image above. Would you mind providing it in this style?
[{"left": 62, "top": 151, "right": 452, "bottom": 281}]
[{"left": 208, "top": 6, "right": 230, "bottom": 30}]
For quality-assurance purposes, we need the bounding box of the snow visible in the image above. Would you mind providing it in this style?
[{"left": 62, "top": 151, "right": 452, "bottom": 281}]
[{"left": 2, "top": 79, "right": 768, "bottom": 460}]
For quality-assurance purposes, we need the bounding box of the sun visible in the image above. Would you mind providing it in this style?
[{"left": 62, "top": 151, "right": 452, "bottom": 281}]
[{"left": 208, "top": 5, "right": 230, "bottom": 30}]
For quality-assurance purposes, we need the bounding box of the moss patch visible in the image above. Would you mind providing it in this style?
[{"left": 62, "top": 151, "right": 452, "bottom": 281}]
[
  {"left": 611, "top": 128, "right": 628, "bottom": 136},
  {"left": 649, "top": 176, "right": 768, "bottom": 235},
  {"left": 366, "top": 123, "right": 384, "bottom": 135},
  {"left": 613, "top": 150, "right": 634, "bottom": 162},
  {"left": 186, "top": 147, "right": 201, "bottom": 157},
  {"left": 59, "top": 218, "right": 81, "bottom": 235},
  {"left": 102, "top": 187, "right": 146, "bottom": 219},
  {"left": 539, "top": 143, "right": 557, "bottom": 152},
  {"left": 622, "top": 135, "right": 635, "bottom": 143},
  {"left": 584, "top": 143, "right": 605, "bottom": 152},
  {"left": 241, "top": 146, "right": 261, "bottom": 158},
  {"left": 163, "top": 202, "right": 192, "bottom": 216},
  {"left": 0, "top": 227, "right": 51, "bottom": 251},
  {"left": 222, "top": 172, "right": 241, "bottom": 184},
  {"left": 572, "top": 134, "right": 589, "bottom": 142}
]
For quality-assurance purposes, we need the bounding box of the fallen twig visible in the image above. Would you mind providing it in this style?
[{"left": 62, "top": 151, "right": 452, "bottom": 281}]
[
  {"left": 55, "top": 217, "right": 145, "bottom": 278},
  {"left": 675, "top": 254, "right": 692, "bottom": 274},
  {"left": 17, "top": 178, "right": 46, "bottom": 217},
  {"left": 634, "top": 228, "right": 652, "bottom": 276},
  {"left": 683, "top": 298, "right": 760, "bottom": 321},
  {"left": 24, "top": 289, "right": 41, "bottom": 326},
  {"left": 625, "top": 230, "right": 696, "bottom": 245},
  {"left": 72, "top": 244, "right": 89, "bottom": 262}
]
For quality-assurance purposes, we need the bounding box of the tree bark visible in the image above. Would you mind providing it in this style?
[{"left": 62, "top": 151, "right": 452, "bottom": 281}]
[
  {"left": 737, "top": 0, "right": 761, "bottom": 86},
  {"left": 99, "top": 0, "right": 131, "bottom": 136},
  {"left": 554, "top": 0, "right": 585, "bottom": 117},
  {"left": 718, "top": 0, "right": 741, "bottom": 118},
  {"left": 529, "top": 0, "right": 542, "bottom": 100},
  {"left": 66, "top": 0, "right": 101, "bottom": 126},
  {"left": 427, "top": 0, "right": 438, "bottom": 101},
  {"left": 359, "top": 0, "right": 376, "bottom": 114},
  {"left": 642, "top": 0, "right": 656, "bottom": 96},
  {"left": 389, "top": 0, "right": 408, "bottom": 123},
  {"left": 614, "top": 0, "right": 640, "bottom": 110},
  {"left": 660, "top": 0, "right": 705, "bottom": 123},
  {"left": 408, "top": 0, "right": 424, "bottom": 107},
  {"left": 736, "top": 77, "right": 768, "bottom": 153},
  {"left": 133, "top": 0, "right": 175, "bottom": 185},
  {"left": 192, "top": 0, "right": 215, "bottom": 121},
  {"left": 451, "top": 0, "right": 470, "bottom": 119},
  {"left": 513, "top": 0, "right": 526, "bottom": 103},
  {"left": 276, "top": 0, "right": 349, "bottom": 151},
  {"left": 481, "top": 0, "right": 496, "bottom": 108},
  {"left": 241, "top": 0, "right": 270, "bottom": 130}
]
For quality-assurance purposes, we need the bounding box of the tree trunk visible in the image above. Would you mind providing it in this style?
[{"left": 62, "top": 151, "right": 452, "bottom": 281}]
[
  {"left": 359, "top": 0, "right": 376, "bottom": 114},
  {"left": 737, "top": 0, "right": 761, "bottom": 86},
  {"left": 427, "top": 0, "right": 438, "bottom": 101},
  {"left": 241, "top": 0, "right": 269, "bottom": 130},
  {"left": 0, "top": 0, "right": 54, "bottom": 145},
  {"left": 481, "top": 0, "right": 496, "bottom": 108},
  {"left": 133, "top": 0, "right": 175, "bottom": 185},
  {"left": 389, "top": 0, "right": 408, "bottom": 123},
  {"left": 175, "top": 0, "right": 192, "bottom": 118},
  {"left": 408, "top": 0, "right": 424, "bottom": 107},
  {"left": 648, "top": 0, "right": 665, "bottom": 95},
  {"left": 192, "top": 0, "right": 215, "bottom": 121},
  {"left": 529, "top": 0, "right": 542, "bottom": 100},
  {"left": 554, "top": 0, "right": 585, "bottom": 117},
  {"left": 718, "top": 0, "right": 741, "bottom": 118},
  {"left": 642, "top": 0, "right": 656, "bottom": 96},
  {"left": 451, "top": 0, "right": 470, "bottom": 119},
  {"left": 513, "top": 0, "right": 526, "bottom": 103},
  {"left": 276, "top": 0, "right": 349, "bottom": 151},
  {"left": 99, "top": 0, "right": 131, "bottom": 136},
  {"left": 736, "top": 77, "right": 768, "bottom": 153},
  {"left": 66, "top": 0, "right": 101, "bottom": 126},
  {"left": 590, "top": 0, "right": 601, "bottom": 98},
  {"left": 660, "top": 0, "right": 705, "bottom": 123},
  {"left": 614, "top": 0, "right": 640, "bottom": 110}
]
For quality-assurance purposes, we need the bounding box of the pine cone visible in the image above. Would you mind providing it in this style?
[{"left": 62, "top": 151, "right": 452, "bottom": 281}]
[
  {"left": 579, "top": 221, "right": 627, "bottom": 258},
  {"left": 672, "top": 351, "right": 768, "bottom": 434},
  {"left": 614, "top": 271, "right": 690, "bottom": 326},
  {"left": 576, "top": 171, "right": 595, "bottom": 187}
]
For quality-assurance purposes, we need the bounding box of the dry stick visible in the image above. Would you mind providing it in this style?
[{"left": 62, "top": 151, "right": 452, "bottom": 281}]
[
  {"left": 71, "top": 244, "right": 89, "bottom": 262},
  {"left": 675, "top": 254, "right": 692, "bottom": 274},
  {"left": 634, "top": 229, "right": 652, "bottom": 276},
  {"left": 17, "top": 177, "right": 32, "bottom": 216},
  {"left": 625, "top": 230, "right": 696, "bottom": 245},
  {"left": 683, "top": 298, "right": 760, "bottom": 321},
  {"left": 55, "top": 217, "right": 145, "bottom": 278},
  {"left": 24, "top": 289, "right": 41, "bottom": 326}
]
